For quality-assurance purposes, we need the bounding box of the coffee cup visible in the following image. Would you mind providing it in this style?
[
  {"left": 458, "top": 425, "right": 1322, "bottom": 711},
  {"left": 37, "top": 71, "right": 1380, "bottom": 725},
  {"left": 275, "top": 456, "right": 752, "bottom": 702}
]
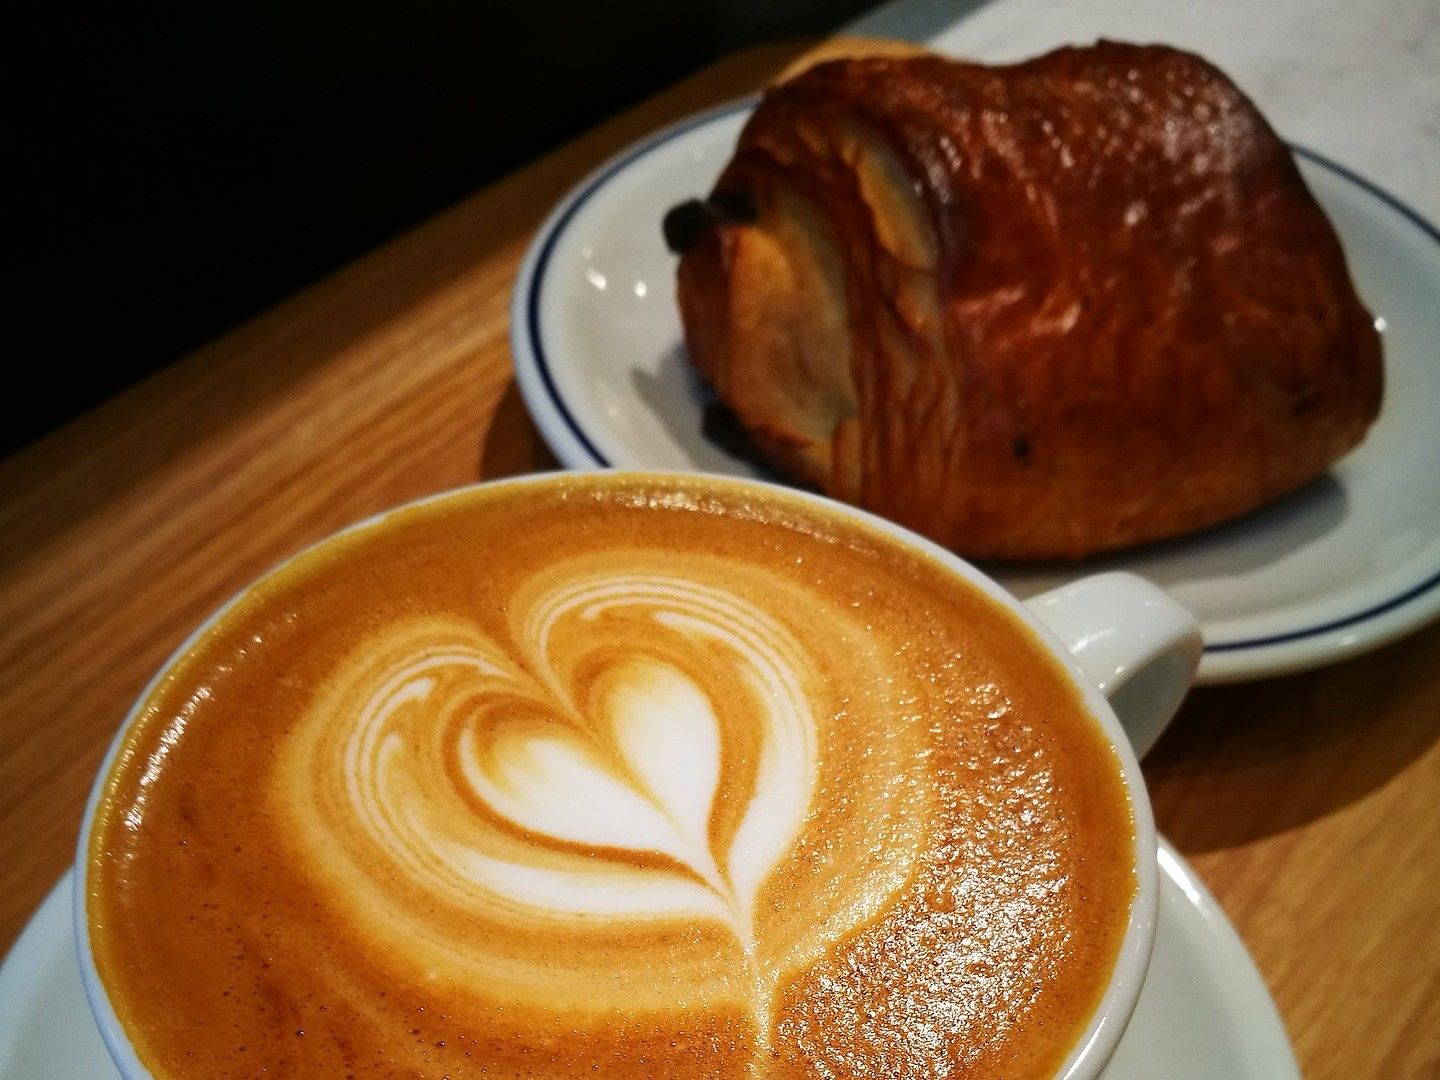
[{"left": 76, "top": 471, "right": 1200, "bottom": 1079}]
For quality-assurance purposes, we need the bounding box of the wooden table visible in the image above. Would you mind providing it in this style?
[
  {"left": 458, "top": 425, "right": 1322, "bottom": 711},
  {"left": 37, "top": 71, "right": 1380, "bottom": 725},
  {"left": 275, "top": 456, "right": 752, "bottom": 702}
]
[{"left": 2, "top": 42, "right": 1436, "bottom": 1080}]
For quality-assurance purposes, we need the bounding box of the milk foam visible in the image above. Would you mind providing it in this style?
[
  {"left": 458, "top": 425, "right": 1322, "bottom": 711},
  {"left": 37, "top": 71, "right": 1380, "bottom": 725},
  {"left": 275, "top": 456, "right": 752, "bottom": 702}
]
[{"left": 284, "top": 570, "right": 819, "bottom": 964}]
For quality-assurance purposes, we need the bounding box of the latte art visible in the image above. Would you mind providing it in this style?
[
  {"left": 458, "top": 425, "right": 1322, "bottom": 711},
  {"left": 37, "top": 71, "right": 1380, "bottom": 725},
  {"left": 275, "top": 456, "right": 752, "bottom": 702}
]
[
  {"left": 88, "top": 476, "right": 1136, "bottom": 1079},
  {"left": 276, "top": 554, "right": 932, "bottom": 1031},
  {"left": 283, "top": 568, "right": 823, "bottom": 993}
]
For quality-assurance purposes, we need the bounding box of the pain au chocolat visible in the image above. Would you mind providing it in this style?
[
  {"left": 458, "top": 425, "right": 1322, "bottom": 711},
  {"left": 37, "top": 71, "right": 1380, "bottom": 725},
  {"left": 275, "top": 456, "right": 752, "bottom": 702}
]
[{"left": 668, "top": 41, "right": 1383, "bottom": 560}]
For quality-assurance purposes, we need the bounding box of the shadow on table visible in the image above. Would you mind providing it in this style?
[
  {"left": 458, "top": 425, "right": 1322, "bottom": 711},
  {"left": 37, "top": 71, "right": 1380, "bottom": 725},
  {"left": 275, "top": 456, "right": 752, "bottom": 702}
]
[
  {"left": 479, "top": 380, "right": 560, "bottom": 480},
  {"left": 1145, "top": 619, "right": 1440, "bottom": 853}
]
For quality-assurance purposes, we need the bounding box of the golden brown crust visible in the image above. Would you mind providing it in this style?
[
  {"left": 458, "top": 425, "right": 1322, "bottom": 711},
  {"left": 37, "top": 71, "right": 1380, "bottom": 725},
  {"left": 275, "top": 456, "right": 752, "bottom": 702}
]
[{"left": 674, "top": 41, "right": 1383, "bottom": 560}]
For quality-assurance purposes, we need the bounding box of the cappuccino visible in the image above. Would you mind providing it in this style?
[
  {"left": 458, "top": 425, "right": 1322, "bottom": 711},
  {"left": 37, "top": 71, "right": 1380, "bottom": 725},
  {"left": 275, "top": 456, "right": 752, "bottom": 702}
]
[{"left": 87, "top": 474, "right": 1135, "bottom": 1078}]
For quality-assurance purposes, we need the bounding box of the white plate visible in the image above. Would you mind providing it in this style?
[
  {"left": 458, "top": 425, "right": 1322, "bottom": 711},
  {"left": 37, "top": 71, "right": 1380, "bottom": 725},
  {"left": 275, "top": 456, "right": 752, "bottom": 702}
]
[
  {"left": 0, "top": 840, "right": 1298, "bottom": 1078},
  {"left": 511, "top": 101, "right": 1440, "bottom": 684}
]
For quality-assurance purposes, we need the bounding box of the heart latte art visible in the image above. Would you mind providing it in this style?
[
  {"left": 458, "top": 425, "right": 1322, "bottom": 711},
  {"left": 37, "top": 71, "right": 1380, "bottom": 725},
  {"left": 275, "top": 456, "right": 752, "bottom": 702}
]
[
  {"left": 89, "top": 476, "right": 1136, "bottom": 1079},
  {"left": 281, "top": 567, "right": 903, "bottom": 1020}
]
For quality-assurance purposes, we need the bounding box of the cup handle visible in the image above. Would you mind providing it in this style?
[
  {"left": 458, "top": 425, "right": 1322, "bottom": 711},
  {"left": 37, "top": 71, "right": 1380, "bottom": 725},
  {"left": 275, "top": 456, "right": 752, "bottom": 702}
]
[{"left": 1024, "top": 572, "right": 1203, "bottom": 758}]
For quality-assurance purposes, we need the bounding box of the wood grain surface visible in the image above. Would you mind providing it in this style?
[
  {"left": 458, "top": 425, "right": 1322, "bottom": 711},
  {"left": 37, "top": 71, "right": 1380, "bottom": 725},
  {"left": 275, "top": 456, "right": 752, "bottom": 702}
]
[{"left": 2, "top": 41, "right": 1436, "bottom": 1080}]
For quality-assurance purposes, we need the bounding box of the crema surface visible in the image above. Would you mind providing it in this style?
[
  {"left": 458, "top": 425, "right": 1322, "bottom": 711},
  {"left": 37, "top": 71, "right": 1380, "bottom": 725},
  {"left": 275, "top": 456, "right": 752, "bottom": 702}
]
[{"left": 88, "top": 475, "right": 1135, "bottom": 1079}]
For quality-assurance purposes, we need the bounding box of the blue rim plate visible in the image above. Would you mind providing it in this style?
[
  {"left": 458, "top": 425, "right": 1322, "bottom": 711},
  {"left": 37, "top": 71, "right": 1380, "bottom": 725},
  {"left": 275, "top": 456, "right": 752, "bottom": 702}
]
[{"left": 510, "top": 100, "right": 1440, "bottom": 685}]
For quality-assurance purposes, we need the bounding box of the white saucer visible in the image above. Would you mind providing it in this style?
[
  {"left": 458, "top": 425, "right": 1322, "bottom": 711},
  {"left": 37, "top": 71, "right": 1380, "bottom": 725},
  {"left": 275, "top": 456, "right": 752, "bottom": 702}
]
[
  {"left": 0, "top": 839, "right": 1296, "bottom": 1078},
  {"left": 510, "top": 101, "right": 1440, "bottom": 685}
]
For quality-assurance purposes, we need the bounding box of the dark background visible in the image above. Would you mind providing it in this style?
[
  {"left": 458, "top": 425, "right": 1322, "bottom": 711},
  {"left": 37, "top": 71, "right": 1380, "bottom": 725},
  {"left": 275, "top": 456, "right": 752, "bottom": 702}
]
[{"left": 9, "top": 1, "right": 875, "bottom": 456}]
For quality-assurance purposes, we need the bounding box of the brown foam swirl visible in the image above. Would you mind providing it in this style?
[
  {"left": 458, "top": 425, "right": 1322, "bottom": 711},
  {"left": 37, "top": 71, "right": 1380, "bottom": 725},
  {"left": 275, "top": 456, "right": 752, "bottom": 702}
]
[{"left": 275, "top": 555, "right": 925, "bottom": 1022}]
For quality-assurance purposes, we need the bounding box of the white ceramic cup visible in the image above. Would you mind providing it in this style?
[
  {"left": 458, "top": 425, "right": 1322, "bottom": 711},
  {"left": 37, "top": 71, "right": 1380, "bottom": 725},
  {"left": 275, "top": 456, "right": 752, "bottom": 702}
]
[{"left": 75, "top": 471, "right": 1202, "bottom": 1080}]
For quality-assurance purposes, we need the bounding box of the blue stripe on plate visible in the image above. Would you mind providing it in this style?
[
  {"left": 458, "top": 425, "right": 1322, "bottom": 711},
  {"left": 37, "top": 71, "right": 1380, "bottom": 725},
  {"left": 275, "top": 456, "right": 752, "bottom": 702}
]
[{"left": 524, "top": 100, "right": 757, "bottom": 469}]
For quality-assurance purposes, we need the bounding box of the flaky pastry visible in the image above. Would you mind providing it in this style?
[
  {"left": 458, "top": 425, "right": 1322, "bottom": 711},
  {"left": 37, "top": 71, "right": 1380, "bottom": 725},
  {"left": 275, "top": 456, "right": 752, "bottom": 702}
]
[{"left": 668, "top": 42, "right": 1382, "bottom": 559}]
